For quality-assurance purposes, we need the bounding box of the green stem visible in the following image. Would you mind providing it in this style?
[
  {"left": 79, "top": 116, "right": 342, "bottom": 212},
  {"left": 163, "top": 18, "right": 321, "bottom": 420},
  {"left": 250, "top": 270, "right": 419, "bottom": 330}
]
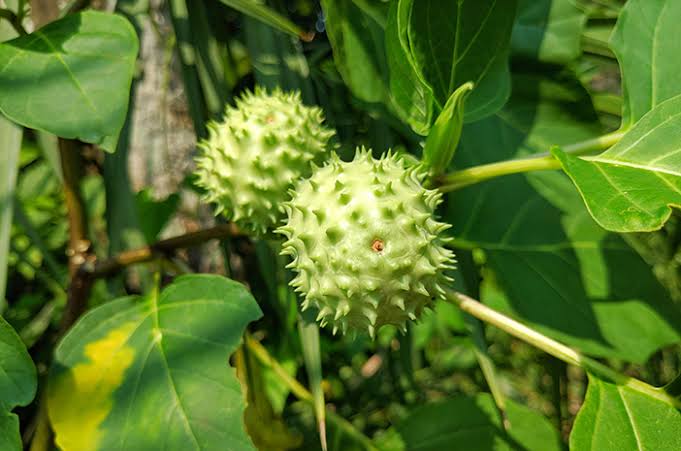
[
  {"left": 0, "top": 8, "right": 27, "bottom": 35},
  {"left": 466, "top": 315, "right": 506, "bottom": 412},
  {"left": 445, "top": 289, "right": 681, "bottom": 409},
  {"left": 438, "top": 130, "right": 625, "bottom": 192},
  {"left": 245, "top": 336, "right": 379, "bottom": 451}
]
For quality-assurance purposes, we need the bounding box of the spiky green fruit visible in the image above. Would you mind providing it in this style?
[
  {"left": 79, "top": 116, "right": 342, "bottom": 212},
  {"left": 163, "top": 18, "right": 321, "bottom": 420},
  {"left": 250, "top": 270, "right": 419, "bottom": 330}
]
[
  {"left": 278, "top": 149, "right": 456, "bottom": 337},
  {"left": 194, "top": 88, "right": 335, "bottom": 234}
]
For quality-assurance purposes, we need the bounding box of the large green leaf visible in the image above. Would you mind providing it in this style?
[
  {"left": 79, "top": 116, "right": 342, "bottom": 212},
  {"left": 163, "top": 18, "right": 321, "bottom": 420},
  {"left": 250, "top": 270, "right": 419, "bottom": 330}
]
[
  {"left": 321, "top": 0, "right": 390, "bottom": 104},
  {"left": 511, "top": 0, "right": 586, "bottom": 64},
  {"left": 0, "top": 11, "right": 138, "bottom": 152},
  {"left": 0, "top": 316, "right": 37, "bottom": 451},
  {"left": 384, "top": 0, "right": 434, "bottom": 135},
  {"left": 554, "top": 94, "right": 681, "bottom": 232},
  {"left": 403, "top": 0, "right": 517, "bottom": 122},
  {"left": 610, "top": 0, "right": 681, "bottom": 127},
  {"left": 570, "top": 375, "right": 681, "bottom": 450},
  {"left": 48, "top": 275, "right": 262, "bottom": 451},
  {"left": 445, "top": 72, "right": 681, "bottom": 363}
]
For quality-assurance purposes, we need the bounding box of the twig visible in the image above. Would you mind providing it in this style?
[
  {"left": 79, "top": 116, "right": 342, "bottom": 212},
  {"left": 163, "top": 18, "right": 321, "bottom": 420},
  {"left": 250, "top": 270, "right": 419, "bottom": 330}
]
[
  {"left": 58, "top": 139, "right": 91, "bottom": 332},
  {"left": 86, "top": 223, "right": 243, "bottom": 278},
  {"left": 0, "top": 8, "right": 27, "bottom": 35},
  {"left": 445, "top": 289, "right": 681, "bottom": 409}
]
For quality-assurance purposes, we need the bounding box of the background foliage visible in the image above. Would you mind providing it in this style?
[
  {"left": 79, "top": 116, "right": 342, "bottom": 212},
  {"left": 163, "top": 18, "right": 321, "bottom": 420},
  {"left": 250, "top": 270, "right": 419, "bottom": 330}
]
[{"left": 1, "top": 0, "right": 681, "bottom": 450}]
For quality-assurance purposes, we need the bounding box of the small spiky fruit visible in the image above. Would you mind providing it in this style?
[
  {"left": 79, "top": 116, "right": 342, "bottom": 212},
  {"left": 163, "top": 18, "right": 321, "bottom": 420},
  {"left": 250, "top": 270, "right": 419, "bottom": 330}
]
[
  {"left": 278, "top": 149, "right": 456, "bottom": 337},
  {"left": 194, "top": 88, "right": 335, "bottom": 234}
]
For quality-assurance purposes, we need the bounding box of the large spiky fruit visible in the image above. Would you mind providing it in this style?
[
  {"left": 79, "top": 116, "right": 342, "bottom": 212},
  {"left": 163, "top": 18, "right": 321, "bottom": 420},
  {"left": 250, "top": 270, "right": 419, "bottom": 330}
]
[
  {"left": 278, "top": 149, "right": 456, "bottom": 337},
  {"left": 194, "top": 88, "right": 335, "bottom": 234}
]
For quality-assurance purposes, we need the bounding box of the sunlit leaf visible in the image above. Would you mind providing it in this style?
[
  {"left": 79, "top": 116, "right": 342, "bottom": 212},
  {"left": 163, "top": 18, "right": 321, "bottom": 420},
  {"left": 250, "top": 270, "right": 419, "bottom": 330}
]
[
  {"left": 511, "top": 0, "right": 586, "bottom": 64},
  {"left": 554, "top": 94, "right": 681, "bottom": 232},
  {"left": 610, "top": 0, "right": 681, "bottom": 127},
  {"left": 0, "top": 11, "right": 138, "bottom": 152},
  {"left": 571, "top": 375, "right": 681, "bottom": 450},
  {"left": 445, "top": 71, "right": 681, "bottom": 363},
  {"left": 48, "top": 275, "right": 262, "bottom": 451}
]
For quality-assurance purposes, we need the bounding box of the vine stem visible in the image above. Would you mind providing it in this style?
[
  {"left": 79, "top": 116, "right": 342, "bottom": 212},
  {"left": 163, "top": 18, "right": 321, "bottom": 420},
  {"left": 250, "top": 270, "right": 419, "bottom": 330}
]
[
  {"left": 437, "top": 130, "right": 625, "bottom": 192},
  {"left": 245, "top": 336, "right": 380, "bottom": 451},
  {"left": 445, "top": 289, "right": 681, "bottom": 409},
  {"left": 86, "top": 223, "right": 243, "bottom": 278}
]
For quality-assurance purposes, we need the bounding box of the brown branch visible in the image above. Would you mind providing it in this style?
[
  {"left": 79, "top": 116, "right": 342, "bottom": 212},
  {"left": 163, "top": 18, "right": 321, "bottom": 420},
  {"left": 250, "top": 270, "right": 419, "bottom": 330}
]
[
  {"left": 86, "top": 223, "right": 243, "bottom": 278},
  {"left": 58, "top": 139, "right": 92, "bottom": 332}
]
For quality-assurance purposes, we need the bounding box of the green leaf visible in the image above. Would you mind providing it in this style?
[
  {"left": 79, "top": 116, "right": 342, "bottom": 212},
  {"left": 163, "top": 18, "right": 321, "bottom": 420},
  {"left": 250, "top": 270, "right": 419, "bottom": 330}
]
[
  {"left": 446, "top": 71, "right": 681, "bottom": 363},
  {"left": 392, "top": 394, "right": 511, "bottom": 450},
  {"left": 570, "top": 375, "right": 681, "bottom": 450},
  {"left": 0, "top": 11, "right": 138, "bottom": 152},
  {"left": 0, "top": 116, "right": 21, "bottom": 310},
  {"left": 383, "top": 394, "right": 559, "bottom": 450},
  {"left": 321, "top": 0, "right": 390, "bottom": 104},
  {"left": 218, "top": 0, "right": 307, "bottom": 40},
  {"left": 505, "top": 399, "right": 562, "bottom": 451},
  {"left": 48, "top": 274, "right": 263, "bottom": 451},
  {"left": 554, "top": 94, "right": 681, "bottom": 232},
  {"left": 298, "top": 312, "right": 326, "bottom": 450},
  {"left": 610, "top": 0, "right": 681, "bottom": 127},
  {"left": 423, "top": 82, "right": 473, "bottom": 175},
  {"left": 511, "top": 0, "right": 586, "bottom": 64},
  {"left": 403, "top": 0, "right": 517, "bottom": 122},
  {"left": 0, "top": 316, "right": 37, "bottom": 451},
  {"left": 384, "top": 0, "right": 434, "bottom": 135},
  {"left": 134, "top": 189, "right": 179, "bottom": 243}
]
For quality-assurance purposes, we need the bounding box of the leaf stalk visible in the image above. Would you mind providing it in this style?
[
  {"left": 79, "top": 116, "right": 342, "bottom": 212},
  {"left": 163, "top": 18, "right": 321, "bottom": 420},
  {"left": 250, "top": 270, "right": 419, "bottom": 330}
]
[{"left": 438, "top": 130, "right": 625, "bottom": 192}]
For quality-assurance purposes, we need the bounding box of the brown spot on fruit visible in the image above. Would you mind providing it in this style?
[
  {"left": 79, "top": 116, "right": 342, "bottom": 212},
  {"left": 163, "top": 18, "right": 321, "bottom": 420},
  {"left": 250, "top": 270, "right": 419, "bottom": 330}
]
[{"left": 372, "top": 239, "right": 385, "bottom": 253}]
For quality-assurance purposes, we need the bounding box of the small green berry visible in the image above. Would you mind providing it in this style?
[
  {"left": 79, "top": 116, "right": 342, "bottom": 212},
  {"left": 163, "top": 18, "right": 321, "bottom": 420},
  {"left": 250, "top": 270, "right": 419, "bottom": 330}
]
[
  {"left": 278, "top": 148, "right": 456, "bottom": 337},
  {"left": 194, "top": 88, "right": 335, "bottom": 235}
]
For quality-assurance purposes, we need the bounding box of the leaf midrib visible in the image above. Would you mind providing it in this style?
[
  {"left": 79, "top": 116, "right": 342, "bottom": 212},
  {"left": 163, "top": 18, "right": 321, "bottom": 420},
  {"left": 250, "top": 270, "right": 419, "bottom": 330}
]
[
  {"left": 33, "top": 30, "right": 102, "bottom": 127},
  {"left": 151, "top": 288, "right": 202, "bottom": 451}
]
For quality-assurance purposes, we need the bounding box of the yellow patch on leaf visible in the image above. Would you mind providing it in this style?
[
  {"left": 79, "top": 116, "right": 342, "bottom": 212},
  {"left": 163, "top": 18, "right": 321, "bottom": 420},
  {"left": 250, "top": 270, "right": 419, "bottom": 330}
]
[{"left": 49, "top": 322, "right": 137, "bottom": 451}]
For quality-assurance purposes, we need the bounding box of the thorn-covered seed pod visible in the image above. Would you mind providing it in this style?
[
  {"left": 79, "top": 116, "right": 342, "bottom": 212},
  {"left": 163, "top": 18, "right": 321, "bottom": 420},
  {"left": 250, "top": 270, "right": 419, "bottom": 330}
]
[
  {"left": 278, "top": 148, "right": 456, "bottom": 336},
  {"left": 194, "top": 88, "right": 335, "bottom": 235}
]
